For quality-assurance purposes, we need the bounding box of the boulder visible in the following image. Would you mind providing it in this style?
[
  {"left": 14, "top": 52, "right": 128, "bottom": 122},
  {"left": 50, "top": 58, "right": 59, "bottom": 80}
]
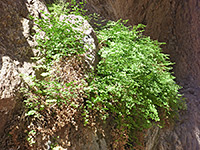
[{"left": 59, "top": 14, "right": 100, "bottom": 71}]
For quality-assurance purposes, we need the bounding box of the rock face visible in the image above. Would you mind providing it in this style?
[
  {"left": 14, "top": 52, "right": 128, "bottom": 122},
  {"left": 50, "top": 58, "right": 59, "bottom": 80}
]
[
  {"left": 0, "top": 0, "right": 103, "bottom": 149},
  {"left": 0, "top": 0, "right": 48, "bottom": 148},
  {"left": 83, "top": 0, "right": 200, "bottom": 149},
  {"left": 59, "top": 14, "right": 100, "bottom": 71},
  {"left": 0, "top": 0, "right": 47, "bottom": 136}
]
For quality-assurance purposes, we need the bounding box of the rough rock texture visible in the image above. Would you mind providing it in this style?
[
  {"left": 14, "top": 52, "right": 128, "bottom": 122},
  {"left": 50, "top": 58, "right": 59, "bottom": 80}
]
[
  {"left": 143, "top": 87, "right": 200, "bottom": 150},
  {"left": 83, "top": 0, "right": 200, "bottom": 149},
  {"left": 0, "top": 0, "right": 104, "bottom": 149},
  {"left": 0, "top": 0, "right": 47, "bottom": 136},
  {"left": 59, "top": 14, "right": 100, "bottom": 71}
]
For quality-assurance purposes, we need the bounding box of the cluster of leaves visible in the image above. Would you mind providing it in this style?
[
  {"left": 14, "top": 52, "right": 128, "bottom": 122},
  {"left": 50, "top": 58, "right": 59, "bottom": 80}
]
[
  {"left": 22, "top": 1, "right": 89, "bottom": 147},
  {"left": 25, "top": 3, "right": 82, "bottom": 114},
  {"left": 23, "top": 77, "right": 79, "bottom": 117},
  {"left": 85, "top": 20, "right": 185, "bottom": 138},
  {"left": 33, "top": 10, "right": 85, "bottom": 68},
  {"left": 22, "top": 0, "right": 185, "bottom": 148}
]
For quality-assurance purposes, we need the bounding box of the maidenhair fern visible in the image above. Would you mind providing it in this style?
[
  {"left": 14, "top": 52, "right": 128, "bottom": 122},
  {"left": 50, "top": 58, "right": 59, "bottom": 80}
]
[{"left": 85, "top": 20, "right": 184, "bottom": 136}]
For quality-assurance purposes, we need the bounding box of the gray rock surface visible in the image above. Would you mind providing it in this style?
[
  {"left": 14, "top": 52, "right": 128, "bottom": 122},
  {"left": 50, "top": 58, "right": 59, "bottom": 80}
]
[{"left": 59, "top": 14, "right": 100, "bottom": 71}]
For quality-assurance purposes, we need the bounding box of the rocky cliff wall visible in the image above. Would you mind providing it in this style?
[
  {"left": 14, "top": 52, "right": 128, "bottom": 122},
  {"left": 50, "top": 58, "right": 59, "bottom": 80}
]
[{"left": 0, "top": 0, "right": 48, "bottom": 148}]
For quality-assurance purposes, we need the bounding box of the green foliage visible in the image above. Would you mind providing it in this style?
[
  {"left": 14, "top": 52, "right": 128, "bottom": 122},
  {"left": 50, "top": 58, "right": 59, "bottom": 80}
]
[
  {"left": 85, "top": 20, "right": 184, "bottom": 133},
  {"left": 23, "top": 75, "right": 79, "bottom": 117},
  {"left": 34, "top": 12, "right": 85, "bottom": 69},
  {"left": 22, "top": 1, "right": 89, "bottom": 146},
  {"left": 23, "top": 1, "right": 87, "bottom": 117},
  {"left": 22, "top": 1, "right": 185, "bottom": 148},
  {"left": 47, "top": 0, "right": 88, "bottom": 19}
]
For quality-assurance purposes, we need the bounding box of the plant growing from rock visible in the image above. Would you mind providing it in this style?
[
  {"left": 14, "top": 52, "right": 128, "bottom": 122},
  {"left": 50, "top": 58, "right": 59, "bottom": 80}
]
[
  {"left": 22, "top": 0, "right": 185, "bottom": 149},
  {"left": 22, "top": 1, "right": 90, "bottom": 148},
  {"left": 85, "top": 20, "right": 185, "bottom": 146}
]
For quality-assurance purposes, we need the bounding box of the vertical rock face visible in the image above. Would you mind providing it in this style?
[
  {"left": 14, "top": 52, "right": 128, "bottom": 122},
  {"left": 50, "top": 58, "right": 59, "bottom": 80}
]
[
  {"left": 84, "top": 0, "right": 200, "bottom": 149},
  {"left": 0, "top": 0, "right": 47, "bottom": 140},
  {"left": 0, "top": 0, "right": 30, "bottom": 136}
]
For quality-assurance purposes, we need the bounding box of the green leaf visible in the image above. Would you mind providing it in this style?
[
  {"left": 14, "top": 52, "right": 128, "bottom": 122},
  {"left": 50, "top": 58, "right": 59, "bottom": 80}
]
[{"left": 26, "top": 110, "right": 37, "bottom": 116}]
